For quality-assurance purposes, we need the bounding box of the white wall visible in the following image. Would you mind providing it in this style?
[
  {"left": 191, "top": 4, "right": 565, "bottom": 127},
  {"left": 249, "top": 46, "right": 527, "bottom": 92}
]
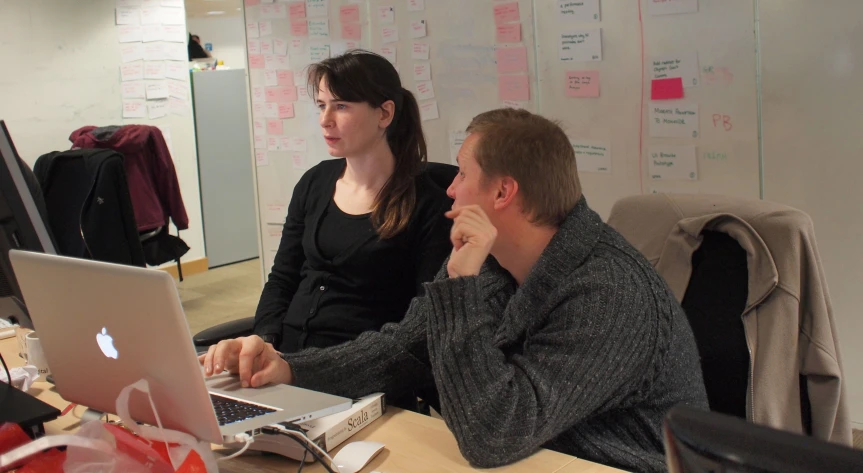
[
  {"left": 186, "top": 15, "right": 247, "bottom": 69},
  {"left": 760, "top": 0, "right": 863, "bottom": 425},
  {"left": 0, "top": 0, "right": 206, "bottom": 264}
]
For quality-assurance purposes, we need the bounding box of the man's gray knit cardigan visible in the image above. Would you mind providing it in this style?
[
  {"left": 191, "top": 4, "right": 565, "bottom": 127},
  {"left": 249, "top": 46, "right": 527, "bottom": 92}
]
[{"left": 283, "top": 197, "right": 708, "bottom": 473}]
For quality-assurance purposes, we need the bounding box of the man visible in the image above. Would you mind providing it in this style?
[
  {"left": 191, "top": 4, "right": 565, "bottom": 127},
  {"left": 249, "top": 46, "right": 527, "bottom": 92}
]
[{"left": 203, "top": 109, "right": 708, "bottom": 473}]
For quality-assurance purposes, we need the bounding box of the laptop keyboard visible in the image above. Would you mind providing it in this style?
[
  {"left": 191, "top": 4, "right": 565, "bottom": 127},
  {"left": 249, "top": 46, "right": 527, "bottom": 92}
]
[{"left": 210, "top": 393, "right": 277, "bottom": 426}]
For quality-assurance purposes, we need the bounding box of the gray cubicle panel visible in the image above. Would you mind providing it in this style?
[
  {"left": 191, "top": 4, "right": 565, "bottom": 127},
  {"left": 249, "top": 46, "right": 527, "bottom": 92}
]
[{"left": 191, "top": 69, "right": 259, "bottom": 268}]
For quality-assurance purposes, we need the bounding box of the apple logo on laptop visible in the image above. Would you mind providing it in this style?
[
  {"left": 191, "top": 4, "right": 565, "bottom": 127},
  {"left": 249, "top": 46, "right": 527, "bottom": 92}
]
[{"left": 96, "top": 327, "right": 119, "bottom": 359}]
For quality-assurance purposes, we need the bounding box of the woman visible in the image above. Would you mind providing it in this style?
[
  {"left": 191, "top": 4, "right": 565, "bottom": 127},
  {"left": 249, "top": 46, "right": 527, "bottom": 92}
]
[{"left": 253, "top": 50, "right": 452, "bottom": 356}]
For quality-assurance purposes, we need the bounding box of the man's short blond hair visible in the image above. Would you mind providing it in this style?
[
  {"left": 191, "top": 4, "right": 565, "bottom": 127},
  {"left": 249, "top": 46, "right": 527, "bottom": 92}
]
[{"left": 466, "top": 109, "right": 581, "bottom": 227}]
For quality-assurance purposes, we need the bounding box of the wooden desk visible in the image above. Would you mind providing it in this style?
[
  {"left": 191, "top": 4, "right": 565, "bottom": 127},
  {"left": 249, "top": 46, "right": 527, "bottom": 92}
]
[{"left": 0, "top": 338, "right": 623, "bottom": 473}]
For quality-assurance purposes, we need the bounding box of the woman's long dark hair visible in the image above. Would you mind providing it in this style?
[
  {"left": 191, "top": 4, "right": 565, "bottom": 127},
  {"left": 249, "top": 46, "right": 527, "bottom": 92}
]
[{"left": 308, "top": 50, "right": 426, "bottom": 239}]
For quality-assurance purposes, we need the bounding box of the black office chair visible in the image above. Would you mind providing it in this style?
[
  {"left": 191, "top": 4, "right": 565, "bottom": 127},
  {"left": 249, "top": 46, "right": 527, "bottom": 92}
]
[
  {"left": 192, "top": 162, "right": 458, "bottom": 350},
  {"left": 664, "top": 405, "right": 863, "bottom": 473}
]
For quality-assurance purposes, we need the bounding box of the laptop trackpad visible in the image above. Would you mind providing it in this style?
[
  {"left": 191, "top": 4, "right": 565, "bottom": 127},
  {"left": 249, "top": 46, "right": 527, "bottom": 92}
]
[{"left": 205, "top": 372, "right": 290, "bottom": 409}]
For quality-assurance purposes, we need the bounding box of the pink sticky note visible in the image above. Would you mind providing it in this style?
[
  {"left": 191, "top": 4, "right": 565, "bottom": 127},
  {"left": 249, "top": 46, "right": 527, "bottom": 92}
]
[
  {"left": 340, "top": 5, "right": 360, "bottom": 23},
  {"left": 278, "top": 103, "right": 295, "bottom": 119},
  {"left": 249, "top": 54, "right": 265, "bottom": 69},
  {"left": 651, "top": 77, "right": 684, "bottom": 100},
  {"left": 496, "top": 46, "right": 528, "bottom": 74},
  {"left": 245, "top": 0, "right": 260, "bottom": 5},
  {"left": 277, "top": 70, "right": 295, "bottom": 86},
  {"left": 291, "top": 19, "right": 309, "bottom": 37},
  {"left": 565, "top": 71, "right": 600, "bottom": 98},
  {"left": 267, "top": 119, "right": 283, "bottom": 135},
  {"left": 289, "top": 2, "right": 306, "bottom": 19},
  {"left": 493, "top": 2, "right": 520, "bottom": 25},
  {"left": 341, "top": 23, "right": 362, "bottom": 40},
  {"left": 266, "top": 86, "right": 299, "bottom": 103},
  {"left": 498, "top": 74, "right": 530, "bottom": 102},
  {"left": 496, "top": 23, "right": 521, "bottom": 43}
]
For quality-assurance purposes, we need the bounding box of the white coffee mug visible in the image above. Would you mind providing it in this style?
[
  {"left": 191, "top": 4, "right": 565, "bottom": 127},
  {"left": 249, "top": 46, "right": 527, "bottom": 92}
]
[{"left": 24, "top": 332, "right": 51, "bottom": 377}]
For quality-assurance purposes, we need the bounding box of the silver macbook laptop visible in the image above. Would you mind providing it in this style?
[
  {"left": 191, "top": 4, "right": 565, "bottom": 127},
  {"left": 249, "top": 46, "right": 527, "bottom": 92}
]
[{"left": 9, "top": 250, "right": 352, "bottom": 444}]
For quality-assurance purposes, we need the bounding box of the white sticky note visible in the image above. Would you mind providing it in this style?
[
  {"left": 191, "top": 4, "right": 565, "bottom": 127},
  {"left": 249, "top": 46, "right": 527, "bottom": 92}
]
[
  {"left": 265, "top": 70, "right": 279, "bottom": 86},
  {"left": 648, "top": 146, "right": 698, "bottom": 180},
  {"left": 261, "top": 38, "right": 274, "bottom": 55},
  {"left": 117, "top": 0, "right": 141, "bottom": 7},
  {"left": 290, "top": 39, "right": 306, "bottom": 55},
  {"left": 115, "top": 7, "right": 140, "bottom": 25},
  {"left": 248, "top": 39, "right": 261, "bottom": 55},
  {"left": 140, "top": 7, "right": 160, "bottom": 25},
  {"left": 306, "top": 0, "right": 329, "bottom": 18},
  {"left": 163, "top": 25, "right": 186, "bottom": 42},
  {"left": 144, "top": 61, "right": 166, "bottom": 79},
  {"left": 117, "top": 25, "right": 143, "bottom": 42},
  {"left": 163, "top": 43, "right": 186, "bottom": 62},
  {"left": 291, "top": 153, "right": 307, "bottom": 170},
  {"left": 142, "top": 25, "right": 163, "bottom": 42},
  {"left": 167, "top": 79, "right": 187, "bottom": 99},
  {"left": 273, "top": 37, "right": 289, "bottom": 56},
  {"left": 412, "top": 42, "right": 430, "bottom": 60},
  {"left": 410, "top": 20, "right": 427, "bottom": 38},
  {"left": 172, "top": 98, "right": 189, "bottom": 117},
  {"left": 380, "top": 46, "right": 397, "bottom": 64},
  {"left": 407, "top": 0, "right": 425, "bottom": 12},
  {"left": 265, "top": 103, "right": 279, "bottom": 118},
  {"left": 121, "top": 81, "right": 146, "bottom": 99},
  {"left": 255, "top": 135, "right": 266, "bottom": 150},
  {"left": 120, "top": 62, "right": 144, "bottom": 81},
  {"left": 558, "top": 0, "right": 600, "bottom": 22},
  {"left": 378, "top": 6, "right": 395, "bottom": 24},
  {"left": 649, "top": 101, "right": 699, "bottom": 138},
  {"left": 120, "top": 43, "right": 144, "bottom": 63},
  {"left": 648, "top": 0, "right": 698, "bottom": 16},
  {"left": 413, "top": 63, "right": 431, "bottom": 81},
  {"left": 560, "top": 29, "right": 602, "bottom": 61},
  {"left": 382, "top": 26, "right": 399, "bottom": 44},
  {"left": 309, "top": 44, "right": 331, "bottom": 61},
  {"left": 165, "top": 61, "right": 188, "bottom": 80},
  {"left": 416, "top": 81, "right": 435, "bottom": 100},
  {"left": 253, "top": 119, "right": 265, "bottom": 137},
  {"left": 247, "top": 22, "right": 260, "bottom": 38},
  {"left": 143, "top": 43, "right": 165, "bottom": 61},
  {"left": 651, "top": 51, "right": 700, "bottom": 88},
  {"left": 122, "top": 100, "right": 147, "bottom": 118},
  {"left": 160, "top": 7, "right": 185, "bottom": 25},
  {"left": 309, "top": 19, "right": 330, "bottom": 38},
  {"left": 449, "top": 131, "right": 467, "bottom": 164},
  {"left": 252, "top": 86, "right": 266, "bottom": 103},
  {"left": 570, "top": 140, "right": 612, "bottom": 174},
  {"left": 285, "top": 137, "right": 308, "bottom": 151},
  {"left": 267, "top": 136, "right": 281, "bottom": 151},
  {"left": 148, "top": 99, "right": 169, "bottom": 119},
  {"left": 419, "top": 101, "right": 439, "bottom": 121},
  {"left": 502, "top": 100, "right": 526, "bottom": 109},
  {"left": 259, "top": 21, "right": 274, "bottom": 36},
  {"left": 260, "top": 3, "right": 287, "bottom": 19},
  {"left": 146, "top": 81, "right": 169, "bottom": 100},
  {"left": 256, "top": 150, "right": 270, "bottom": 167}
]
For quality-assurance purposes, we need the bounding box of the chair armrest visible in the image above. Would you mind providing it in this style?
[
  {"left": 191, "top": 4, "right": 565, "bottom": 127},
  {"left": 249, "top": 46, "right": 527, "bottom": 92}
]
[{"left": 193, "top": 317, "right": 255, "bottom": 348}]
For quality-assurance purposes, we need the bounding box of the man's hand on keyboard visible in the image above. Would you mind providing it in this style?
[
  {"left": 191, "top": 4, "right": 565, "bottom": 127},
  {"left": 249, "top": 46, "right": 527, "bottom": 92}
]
[{"left": 199, "top": 336, "right": 294, "bottom": 388}]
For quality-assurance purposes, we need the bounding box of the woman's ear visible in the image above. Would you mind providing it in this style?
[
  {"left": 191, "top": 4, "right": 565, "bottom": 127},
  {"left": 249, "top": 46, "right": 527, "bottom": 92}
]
[{"left": 379, "top": 100, "right": 396, "bottom": 129}]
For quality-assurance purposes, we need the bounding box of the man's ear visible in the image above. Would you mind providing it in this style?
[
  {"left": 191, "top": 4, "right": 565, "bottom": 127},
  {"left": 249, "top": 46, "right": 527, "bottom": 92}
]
[
  {"left": 492, "top": 176, "right": 519, "bottom": 211},
  {"left": 379, "top": 100, "right": 396, "bottom": 129}
]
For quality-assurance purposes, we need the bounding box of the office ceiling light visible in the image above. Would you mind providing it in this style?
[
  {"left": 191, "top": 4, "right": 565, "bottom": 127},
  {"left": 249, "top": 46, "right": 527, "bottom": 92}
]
[{"left": 207, "top": 10, "right": 225, "bottom": 15}]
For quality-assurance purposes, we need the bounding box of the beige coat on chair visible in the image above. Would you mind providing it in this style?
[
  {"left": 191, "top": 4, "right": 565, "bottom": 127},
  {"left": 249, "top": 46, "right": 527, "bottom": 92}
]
[{"left": 607, "top": 193, "right": 851, "bottom": 445}]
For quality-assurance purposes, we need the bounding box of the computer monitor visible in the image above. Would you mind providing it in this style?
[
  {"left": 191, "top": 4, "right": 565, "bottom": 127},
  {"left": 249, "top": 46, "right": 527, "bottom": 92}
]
[
  {"left": 0, "top": 120, "right": 56, "bottom": 328},
  {"left": 664, "top": 405, "right": 863, "bottom": 473}
]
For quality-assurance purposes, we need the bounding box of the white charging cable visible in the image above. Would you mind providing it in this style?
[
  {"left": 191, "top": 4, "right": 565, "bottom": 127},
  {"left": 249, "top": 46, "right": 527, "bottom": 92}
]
[
  {"left": 265, "top": 423, "right": 339, "bottom": 471},
  {"left": 217, "top": 433, "right": 254, "bottom": 461}
]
